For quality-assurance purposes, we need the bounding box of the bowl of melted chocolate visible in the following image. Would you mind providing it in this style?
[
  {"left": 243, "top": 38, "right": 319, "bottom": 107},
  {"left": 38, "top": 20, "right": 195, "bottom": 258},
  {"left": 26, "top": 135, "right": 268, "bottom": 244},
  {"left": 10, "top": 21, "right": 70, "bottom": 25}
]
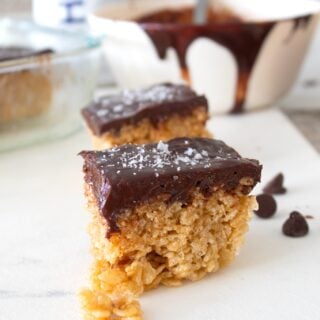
[{"left": 90, "top": 0, "right": 320, "bottom": 114}]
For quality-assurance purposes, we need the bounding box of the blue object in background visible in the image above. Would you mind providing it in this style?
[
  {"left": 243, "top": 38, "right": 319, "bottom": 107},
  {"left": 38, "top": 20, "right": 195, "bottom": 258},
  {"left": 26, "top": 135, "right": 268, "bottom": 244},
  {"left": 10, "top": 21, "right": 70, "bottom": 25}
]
[
  {"left": 59, "top": 0, "right": 86, "bottom": 24},
  {"left": 33, "top": 0, "right": 88, "bottom": 30}
]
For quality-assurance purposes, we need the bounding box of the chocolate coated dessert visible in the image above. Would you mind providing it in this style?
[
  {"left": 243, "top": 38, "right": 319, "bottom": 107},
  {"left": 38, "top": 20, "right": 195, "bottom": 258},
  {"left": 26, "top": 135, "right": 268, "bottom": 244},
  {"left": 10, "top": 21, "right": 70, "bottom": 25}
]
[
  {"left": 80, "top": 137, "right": 261, "bottom": 319},
  {"left": 82, "top": 83, "right": 208, "bottom": 136},
  {"left": 80, "top": 137, "right": 261, "bottom": 235}
]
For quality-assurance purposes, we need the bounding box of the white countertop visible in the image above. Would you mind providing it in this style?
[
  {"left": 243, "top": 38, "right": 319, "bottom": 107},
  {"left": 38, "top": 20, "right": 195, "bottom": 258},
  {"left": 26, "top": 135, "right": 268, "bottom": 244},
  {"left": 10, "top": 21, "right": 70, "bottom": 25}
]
[{"left": 1, "top": 109, "right": 320, "bottom": 320}]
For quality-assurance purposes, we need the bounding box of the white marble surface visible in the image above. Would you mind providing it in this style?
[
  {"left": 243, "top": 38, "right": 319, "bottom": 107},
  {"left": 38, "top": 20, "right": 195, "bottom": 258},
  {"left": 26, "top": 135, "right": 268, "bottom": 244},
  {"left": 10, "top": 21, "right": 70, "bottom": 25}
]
[
  {"left": 1, "top": 109, "right": 320, "bottom": 320},
  {"left": 0, "top": 128, "right": 92, "bottom": 320}
]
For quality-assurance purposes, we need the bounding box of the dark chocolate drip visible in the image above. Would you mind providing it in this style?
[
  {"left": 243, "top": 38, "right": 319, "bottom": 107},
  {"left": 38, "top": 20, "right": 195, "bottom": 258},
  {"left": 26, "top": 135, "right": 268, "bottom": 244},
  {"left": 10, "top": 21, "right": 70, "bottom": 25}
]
[
  {"left": 0, "top": 46, "right": 54, "bottom": 62},
  {"left": 292, "top": 15, "right": 312, "bottom": 32},
  {"left": 80, "top": 137, "right": 262, "bottom": 237},
  {"left": 286, "top": 15, "right": 313, "bottom": 42},
  {"left": 138, "top": 8, "right": 312, "bottom": 113},
  {"left": 139, "top": 9, "right": 274, "bottom": 113},
  {"left": 82, "top": 83, "right": 208, "bottom": 136}
]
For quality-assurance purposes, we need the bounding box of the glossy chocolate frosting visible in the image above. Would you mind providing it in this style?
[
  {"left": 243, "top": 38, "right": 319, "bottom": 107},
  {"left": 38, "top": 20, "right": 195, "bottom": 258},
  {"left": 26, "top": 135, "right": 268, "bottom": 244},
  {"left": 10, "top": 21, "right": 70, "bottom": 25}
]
[
  {"left": 0, "top": 46, "right": 54, "bottom": 62},
  {"left": 137, "top": 8, "right": 312, "bottom": 113},
  {"left": 82, "top": 83, "right": 208, "bottom": 136},
  {"left": 80, "top": 137, "right": 262, "bottom": 236}
]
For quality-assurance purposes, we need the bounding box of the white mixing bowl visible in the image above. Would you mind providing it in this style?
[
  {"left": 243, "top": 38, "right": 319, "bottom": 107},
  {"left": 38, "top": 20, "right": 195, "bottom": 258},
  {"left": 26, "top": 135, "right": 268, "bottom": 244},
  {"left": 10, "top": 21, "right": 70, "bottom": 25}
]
[{"left": 89, "top": 0, "right": 320, "bottom": 114}]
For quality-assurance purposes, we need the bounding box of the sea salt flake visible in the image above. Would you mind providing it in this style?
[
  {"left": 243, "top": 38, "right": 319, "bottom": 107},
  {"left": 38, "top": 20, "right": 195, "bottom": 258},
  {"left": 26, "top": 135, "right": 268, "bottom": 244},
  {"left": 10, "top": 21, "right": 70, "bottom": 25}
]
[
  {"left": 157, "top": 141, "right": 169, "bottom": 153},
  {"left": 202, "top": 150, "right": 208, "bottom": 157},
  {"left": 152, "top": 156, "right": 165, "bottom": 168},
  {"left": 113, "top": 105, "right": 124, "bottom": 113},
  {"left": 176, "top": 156, "right": 190, "bottom": 163},
  {"left": 185, "top": 148, "right": 194, "bottom": 156},
  {"left": 96, "top": 109, "right": 109, "bottom": 117}
]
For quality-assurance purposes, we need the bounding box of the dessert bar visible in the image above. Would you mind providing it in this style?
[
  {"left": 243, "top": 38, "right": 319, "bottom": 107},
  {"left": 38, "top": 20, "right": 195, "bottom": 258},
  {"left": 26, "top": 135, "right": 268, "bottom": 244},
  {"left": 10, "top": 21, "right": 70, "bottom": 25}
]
[
  {"left": 82, "top": 83, "right": 210, "bottom": 148},
  {"left": 80, "top": 137, "right": 261, "bottom": 318}
]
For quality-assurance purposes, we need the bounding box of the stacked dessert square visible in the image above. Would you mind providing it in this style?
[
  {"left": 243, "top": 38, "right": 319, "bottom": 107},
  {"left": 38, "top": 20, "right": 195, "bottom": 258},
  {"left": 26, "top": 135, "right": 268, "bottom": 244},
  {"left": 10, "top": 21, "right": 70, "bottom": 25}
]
[
  {"left": 82, "top": 83, "right": 210, "bottom": 148},
  {"left": 79, "top": 84, "right": 262, "bottom": 320}
]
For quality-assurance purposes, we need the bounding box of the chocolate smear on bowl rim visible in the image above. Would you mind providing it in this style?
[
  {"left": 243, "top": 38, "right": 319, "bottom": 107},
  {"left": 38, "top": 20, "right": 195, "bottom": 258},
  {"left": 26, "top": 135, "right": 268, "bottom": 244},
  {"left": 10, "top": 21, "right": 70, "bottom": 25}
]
[
  {"left": 282, "top": 211, "right": 309, "bottom": 237},
  {"left": 254, "top": 193, "right": 277, "bottom": 218},
  {"left": 263, "top": 173, "right": 287, "bottom": 195},
  {"left": 137, "top": 7, "right": 312, "bottom": 113}
]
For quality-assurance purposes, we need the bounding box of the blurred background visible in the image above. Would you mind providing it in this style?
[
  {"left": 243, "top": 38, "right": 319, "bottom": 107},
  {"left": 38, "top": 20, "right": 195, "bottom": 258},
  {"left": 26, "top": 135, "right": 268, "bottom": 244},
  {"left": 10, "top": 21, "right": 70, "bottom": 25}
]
[
  {"left": 0, "top": 0, "right": 319, "bottom": 151},
  {"left": 1, "top": 0, "right": 320, "bottom": 105},
  {"left": 0, "top": 0, "right": 31, "bottom": 14}
]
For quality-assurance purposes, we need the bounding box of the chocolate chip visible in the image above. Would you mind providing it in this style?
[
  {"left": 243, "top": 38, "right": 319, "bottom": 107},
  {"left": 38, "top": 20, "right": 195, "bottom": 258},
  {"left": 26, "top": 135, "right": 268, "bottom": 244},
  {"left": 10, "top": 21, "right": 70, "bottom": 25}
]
[
  {"left": 282, "top": 211, "right": 309, "bottom": 237},
  {"left": 305, "top": 215, "right": 314, "bottom": 220},
  {"left": 263, "top": 173, "right": 286, "bottom": 195},
  {"left": 254, "top": 194, "right": 277, "bottom": 218},
  {"left": 303, "top": 79, "right": 318, "bottom": 88}
]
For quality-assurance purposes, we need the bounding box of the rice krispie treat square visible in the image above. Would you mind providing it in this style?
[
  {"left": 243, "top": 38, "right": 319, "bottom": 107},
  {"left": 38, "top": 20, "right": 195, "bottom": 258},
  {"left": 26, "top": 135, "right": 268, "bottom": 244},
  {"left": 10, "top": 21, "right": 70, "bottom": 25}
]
[
  {"left": 81, "top": 83, "right": 210, "bottom": 149},
  {"left": 79, "top": 137, "right": 261, "bottom": 319}
]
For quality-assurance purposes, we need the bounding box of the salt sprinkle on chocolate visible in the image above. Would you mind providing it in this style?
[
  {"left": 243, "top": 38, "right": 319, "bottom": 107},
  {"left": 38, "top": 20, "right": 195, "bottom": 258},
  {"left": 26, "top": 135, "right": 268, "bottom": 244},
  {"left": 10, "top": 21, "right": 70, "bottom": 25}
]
[
  {"left": 93, "top": 138, "right": 241, "bottom": 177},
  {"left": 96, "top": 109, "right": 109, "bottom": 117}
]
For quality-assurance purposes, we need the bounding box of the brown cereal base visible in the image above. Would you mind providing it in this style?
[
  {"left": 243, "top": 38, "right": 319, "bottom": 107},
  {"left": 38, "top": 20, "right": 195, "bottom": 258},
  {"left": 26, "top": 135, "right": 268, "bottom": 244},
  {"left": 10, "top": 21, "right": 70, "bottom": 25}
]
[
  {"left": 84, "top": 183, "right": 256, "bottom": 302},
  {"left": 88, "top": 107, "right": 211, "bottom": 149},
  {"left": 0, "top": 70, "right": 52, "bottom": 124}
]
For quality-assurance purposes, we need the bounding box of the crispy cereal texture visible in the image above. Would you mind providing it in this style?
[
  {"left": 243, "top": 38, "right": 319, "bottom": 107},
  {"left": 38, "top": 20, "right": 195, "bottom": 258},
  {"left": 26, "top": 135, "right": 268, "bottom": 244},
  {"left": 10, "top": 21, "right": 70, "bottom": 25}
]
[
  {"left": 80, "top": 289, "right": 142, "bottom": 320},
  {"left": 88, "top": 107, "right": 211, "bottom": 149},
  {"left": 84, "top": 182, "right": 256, "bottom": 294},
  {"left": 81, "top": 174, "right": 257, "bottom": 319}
]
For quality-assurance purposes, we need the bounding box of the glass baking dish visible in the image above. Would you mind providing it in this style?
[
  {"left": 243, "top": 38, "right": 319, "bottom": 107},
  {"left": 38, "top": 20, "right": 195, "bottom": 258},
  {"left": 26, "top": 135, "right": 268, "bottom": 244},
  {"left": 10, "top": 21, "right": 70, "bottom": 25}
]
[{"left": 0, "top": 18, "right": 102, "bottom": 152}]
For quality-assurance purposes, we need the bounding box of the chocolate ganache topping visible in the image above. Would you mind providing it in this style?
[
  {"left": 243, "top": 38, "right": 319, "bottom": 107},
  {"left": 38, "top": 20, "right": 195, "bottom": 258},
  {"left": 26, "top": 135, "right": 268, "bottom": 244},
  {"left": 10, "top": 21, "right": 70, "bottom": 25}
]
[
  {"left": 80, "top": 137, "right": 262, "bottom": 236},
  {"left": 82, "top": 83, "right": 208, "bottom": 136},
  {"left": 137, "top": 7, "right": 312, "bottom": 113},
  {"left": 0, "top": 46, "right": 54, "bottom": 62}
]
